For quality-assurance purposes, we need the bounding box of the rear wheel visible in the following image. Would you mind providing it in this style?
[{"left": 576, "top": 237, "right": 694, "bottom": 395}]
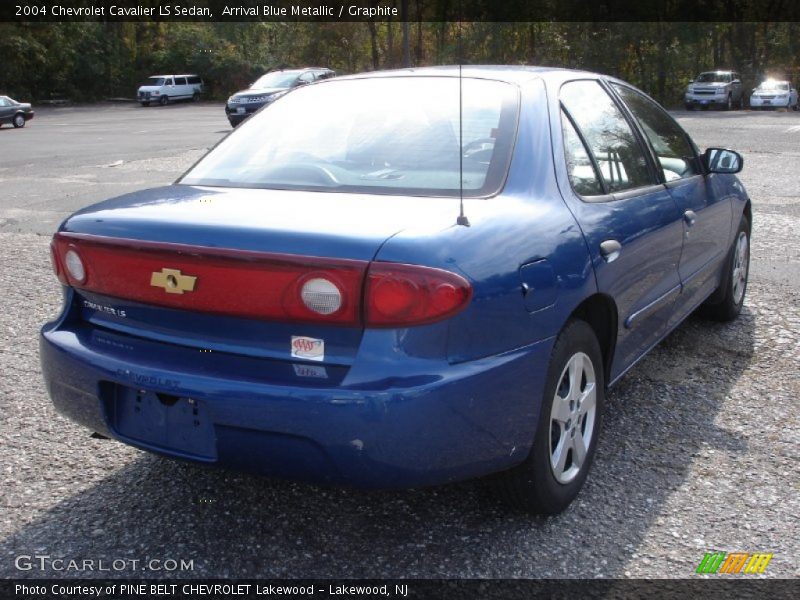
[
  {"left": 159, "top": 95, "right": 168, "bottom": 106},
  {"left": 498, "top": 319, "right": 605, "bottom": 514},
  {"left": 13, "top": 113, "right": 26, "bottom": 128},
  {"left": 725, "top": 94, "right": 733, "bottom": 111},
  {"left": 140, "top": 102, "right": 150, "bottom": 107},
  {"left": 701, "top": 215, "right": 750, "bottom": 322},
  {"left": 685, "top": 103, "right": 694, "bottom": 111},
  {"left": 193, "top": 92, "right": 200, "bottom": 102}
]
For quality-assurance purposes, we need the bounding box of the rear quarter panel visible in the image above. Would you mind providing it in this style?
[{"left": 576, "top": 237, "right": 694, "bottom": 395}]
[{"left": 373, "top": 78, "right": 596, "bottom": 365}]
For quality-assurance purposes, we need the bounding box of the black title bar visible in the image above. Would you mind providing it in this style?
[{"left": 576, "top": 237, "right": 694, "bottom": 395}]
[
  {"left": 3, "top": 0, "right": 800, "bottom": 22},
  {"left": 3, "top": 579, "right": 799, "bottom": 600}
]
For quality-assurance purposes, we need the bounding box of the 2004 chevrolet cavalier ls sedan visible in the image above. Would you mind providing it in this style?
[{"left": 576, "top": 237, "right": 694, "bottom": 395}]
[{"left": 41, "top": 66, "right": 751, "bottom": 514}]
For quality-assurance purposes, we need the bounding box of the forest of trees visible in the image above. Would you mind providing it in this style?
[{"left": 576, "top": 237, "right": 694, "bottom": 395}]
[{"left": 1, "top": 20, "right": 799, "bottom": 107}]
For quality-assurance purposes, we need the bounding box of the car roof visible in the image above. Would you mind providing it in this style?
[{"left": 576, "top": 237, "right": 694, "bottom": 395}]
[
  {"left": 265, "top": 68, "right": 332, "bottom": 74},
  {"left": 148, "top": 74, "right": 199, "bottom": 78},
  {"left": 334, "top": 65, "right": 602, "bottom": 86}
]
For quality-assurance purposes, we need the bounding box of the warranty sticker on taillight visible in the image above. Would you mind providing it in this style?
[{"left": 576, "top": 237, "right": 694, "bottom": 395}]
[{"left": 291, "top": 336, "right": 325, "bottom": 362}]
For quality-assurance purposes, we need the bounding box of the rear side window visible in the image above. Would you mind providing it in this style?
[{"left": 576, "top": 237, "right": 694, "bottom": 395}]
[
  {"left": 0, "top": 97, "right": 9, "bottom": 107},
  {"left": 612, "top": 84, "right": 699, "bottom": 182},
  {"left": 561, "top": 111, "right": 603, "bottom": 196},
  {"left": 176, "top": 77, "right": 187, "bottom": 85},
  {"left": 188, "top": 76, "right": 201, "bottom": 85},
  {"left": 560, "top": 80, "right": 653, "bottom": 194}
]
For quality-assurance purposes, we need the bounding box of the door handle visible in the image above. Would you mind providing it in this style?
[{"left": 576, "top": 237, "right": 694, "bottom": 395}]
[
  {"left": 599, "top": 240, "right": 622, "bottom": 263},
  {"left": 684, "top": 210, "right": 697, "bottom": 227}
]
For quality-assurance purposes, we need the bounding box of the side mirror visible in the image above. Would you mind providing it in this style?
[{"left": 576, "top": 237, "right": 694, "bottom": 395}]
[
  {"left": 732, "top": 79, "right": 741, "bottom": 85},
  {"left": 704, "top": 148, "right": 743, "bottom": 174}
]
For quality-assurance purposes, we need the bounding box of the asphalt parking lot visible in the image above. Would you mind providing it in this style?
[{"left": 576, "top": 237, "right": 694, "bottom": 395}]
[{"left": 0, "top": 103, "right": 798, "bottom": 579}]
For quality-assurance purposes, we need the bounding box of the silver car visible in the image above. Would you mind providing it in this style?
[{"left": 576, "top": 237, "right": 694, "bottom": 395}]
[{"left": 685, "top": 71, "right": 743, "bottom": 110}]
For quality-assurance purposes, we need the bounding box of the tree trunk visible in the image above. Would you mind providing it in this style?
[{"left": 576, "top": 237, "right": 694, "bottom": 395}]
[
  {"left": 367, "top": 3, "right": 379, "bottom": 70},
  {"left": 401, "top": 0, "right": 411, "bottom": 67}
]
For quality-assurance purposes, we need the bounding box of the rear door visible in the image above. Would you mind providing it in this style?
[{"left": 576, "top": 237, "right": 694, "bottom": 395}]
[
  {"left": 557, "top": 80, "right": 684, "bottom": 380},
  {"left": 611, "top": 83, "right": 732, "bottom": 326}
]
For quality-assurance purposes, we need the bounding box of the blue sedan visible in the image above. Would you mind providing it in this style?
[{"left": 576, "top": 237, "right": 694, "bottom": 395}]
[{"left": 41, "top": 67, "right": 751, "bottom": 514}]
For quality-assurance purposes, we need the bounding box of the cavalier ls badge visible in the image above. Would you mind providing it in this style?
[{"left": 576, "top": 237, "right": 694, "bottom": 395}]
[{"left": 150, "top": 268, "right": 197, "bottom": 294}]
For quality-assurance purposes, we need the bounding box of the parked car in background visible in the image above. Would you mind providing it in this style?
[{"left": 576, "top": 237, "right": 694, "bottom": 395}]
[
  {"left": 750, "top": 79, "right": 798, "bottom": 110},
  {"left": 0, "top": 95, "right": 34, "bottom": 128},
  {"left": 42, "top": 67, "right": 751, "bottom": 515},
  {"left": 685, "top": 70, "right": 743, "bottom": 110},
  {"left": 225, "top": 67, "right": 335, "bottom": 126},
  {"left": 137, "top": 75, "right": 204, "bottom": 106}
]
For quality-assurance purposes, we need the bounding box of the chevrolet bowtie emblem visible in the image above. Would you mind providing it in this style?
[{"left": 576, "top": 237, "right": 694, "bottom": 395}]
[{"left": 150, "top": 268, "right": 197, "bottom": 294}]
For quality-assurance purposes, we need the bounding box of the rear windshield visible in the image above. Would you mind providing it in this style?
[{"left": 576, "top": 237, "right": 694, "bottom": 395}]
[
  {"left": 180, "top": 77, "right": 519, "bottom": 197},
  {"left": 143, "top": 77, "right": 165, "bottom": 86}
]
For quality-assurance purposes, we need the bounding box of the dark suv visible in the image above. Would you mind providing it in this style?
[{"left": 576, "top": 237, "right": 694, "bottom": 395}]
[{"left": 225, "top": 68, "right": 336, "bottom": 127}]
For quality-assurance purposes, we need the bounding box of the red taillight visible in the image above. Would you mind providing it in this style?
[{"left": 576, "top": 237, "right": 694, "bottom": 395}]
[
  {"left": 365, "top": 263, "right": 472, "bottom": 327},
  {"left": 50, "top": 240, "right": 67, "bottom": 284},
  {"left": 51, "top": 233, "right": 473, "bottom": 328}
]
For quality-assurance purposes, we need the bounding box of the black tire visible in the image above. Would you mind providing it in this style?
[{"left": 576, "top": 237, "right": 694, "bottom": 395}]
[
  {"left": 724, "top": 94, "right": 733, "bottom": 111},
  {"left": 140, "top": 102, "right": 150, "bottom": 107},
  {"left": 701, "top": 215, "right": 750, "bottom": 322},
  {"left": 497, "top": 319, "right": 605, "bottom": 514},
  {"left": 193, "top": 92, "right": 200, "bottom": 102},
  {"left": 12, "top": 113, "right": 26, "bottom": 128},
  {"left": 685, "top": 103, "right": 694, "bottom": 111},
  {"left": 159, "top": 95, "right": 168, "bottom": 106}
]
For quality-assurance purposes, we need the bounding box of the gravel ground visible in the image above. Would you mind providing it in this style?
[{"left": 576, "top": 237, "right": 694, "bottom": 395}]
[{"left": 0, "top": 107, "right": 798, "bottom": 579}]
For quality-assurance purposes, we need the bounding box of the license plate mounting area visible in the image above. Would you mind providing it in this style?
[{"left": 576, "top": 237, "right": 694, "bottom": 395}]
[{"left": 105, "top": 384, "right": 217, "bottom": 460}]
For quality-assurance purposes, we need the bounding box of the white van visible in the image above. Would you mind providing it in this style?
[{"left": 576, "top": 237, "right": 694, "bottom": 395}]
[{"left": 137, "top": 75, "right": 204, "bottom": 106}]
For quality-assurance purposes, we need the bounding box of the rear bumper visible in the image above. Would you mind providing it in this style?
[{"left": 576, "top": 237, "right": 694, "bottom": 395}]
[{"left": 40, "top": 319, "right": 551, "bottom": 488}]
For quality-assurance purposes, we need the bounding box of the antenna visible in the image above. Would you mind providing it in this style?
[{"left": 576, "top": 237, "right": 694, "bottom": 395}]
[{"left": 456, "top": 11, "right": 470, "bottom": 227}]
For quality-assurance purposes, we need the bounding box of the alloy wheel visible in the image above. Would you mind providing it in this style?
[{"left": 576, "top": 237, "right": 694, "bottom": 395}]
[
  {"left": 732, "top": 231, "right": 749, "bottom": 305},
  {"left": 548, "top": 352, "right": 597, "bottom": 484}
]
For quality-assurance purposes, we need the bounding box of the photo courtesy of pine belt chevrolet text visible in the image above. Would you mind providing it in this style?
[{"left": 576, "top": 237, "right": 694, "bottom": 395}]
[{"left": 40, "top": 66, "right": 751, "bottom": 514}]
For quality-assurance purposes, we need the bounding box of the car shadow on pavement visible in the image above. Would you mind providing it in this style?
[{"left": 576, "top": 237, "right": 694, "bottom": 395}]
[{"left": 0, "top": 308, "right": 756, "bottom": 579}]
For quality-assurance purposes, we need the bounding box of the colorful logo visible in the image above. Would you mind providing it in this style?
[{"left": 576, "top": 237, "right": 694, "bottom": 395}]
[{"left": 696, "top": 551, "right": 773, "bottom": 574}]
